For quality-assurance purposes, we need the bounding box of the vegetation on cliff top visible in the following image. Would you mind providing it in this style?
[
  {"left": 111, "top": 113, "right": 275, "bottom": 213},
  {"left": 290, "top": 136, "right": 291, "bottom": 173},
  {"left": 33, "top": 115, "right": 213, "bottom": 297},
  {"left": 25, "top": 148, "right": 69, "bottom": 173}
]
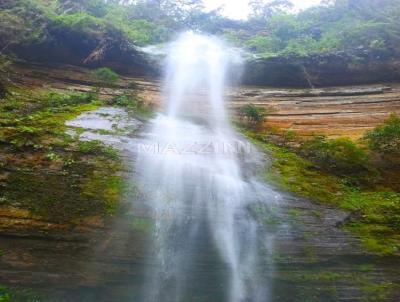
[
  {"left": 240, "top": 0, "right": 400, "bottom": 57},
  {"left": 1, "top": 0, "right": 400, "bottom": 58}
]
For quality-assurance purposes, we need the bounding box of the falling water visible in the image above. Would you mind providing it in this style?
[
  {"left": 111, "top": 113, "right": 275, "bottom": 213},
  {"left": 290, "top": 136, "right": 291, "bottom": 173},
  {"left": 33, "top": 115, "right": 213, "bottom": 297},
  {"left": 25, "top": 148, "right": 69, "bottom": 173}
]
[{"left": 137, "top": 32, "right": 280, "bottom": 302}]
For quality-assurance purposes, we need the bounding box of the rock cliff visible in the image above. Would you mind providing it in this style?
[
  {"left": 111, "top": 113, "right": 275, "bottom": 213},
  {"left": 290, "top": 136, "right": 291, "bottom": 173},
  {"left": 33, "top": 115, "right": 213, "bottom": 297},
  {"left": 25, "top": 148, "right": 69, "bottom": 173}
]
[{"left": 242, "top": 49, "right": 400, "bottom": 87}]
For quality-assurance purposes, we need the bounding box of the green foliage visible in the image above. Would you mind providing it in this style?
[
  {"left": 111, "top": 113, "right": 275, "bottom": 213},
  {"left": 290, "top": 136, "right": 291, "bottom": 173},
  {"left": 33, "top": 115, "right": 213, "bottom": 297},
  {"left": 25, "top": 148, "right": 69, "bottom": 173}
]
[
  {"left": 90, "top": 67, "right": 120, "bottom": 86},
  {"left": 84, "top": 0, "right": 108, "bottom": 18},
  {"left": 364, "top": 114, "right": 400, "bottom": 156},
  {"left": 0, "top": 6, "right": 48, "bottom": 50},
  {"left": 0, "top": 90, "right": 97, "bottom": 149},
  {"left": 2, "top": 0, "right": 400, "bottom": 57},
  {"left": 277, "top": 268, "right": 398, "bottom": 302},
  {"left": 52, "top": 0, "right": 196, "bottom": 45},
  {"left": 238, "top": 104, "right": 267, "bottom": 127},
  {"left": 103, "top": 6, "right": 170, "bottom": 45},
  {"left": 242, "top": 129, "right": 400, "bottom": 255},
  {"left": 0, "top": 284, "right": 41, "bottom": 302},
  {"left": 0, "top": 88, "right": 123, "bottom": 222},
  {"left": 119, "top": 19, "right": 162, "bottom": 45},
  {"left": 300, "top": 136, "right": 370, "bottom": 175},
  {"left": 109, "top": 93, "right": 145, "bottom": 107},
  {"left": 242, "top": 0, "right": 400, "bottom": 57},
  {"left": 281, "top": 129, "right": 298, "bottom": 146},
  {"left": 246, "top": 35, "right": 283, "bottom": 55},
  {"left": 54, "top": 12, "right": 109, "bottom": 37},
  {"left": 78, "top": 140, "right": 119, "bottom": 160},
  {"left": 250, "top": 0, "right": 293, "bottom": 20},
  {"left": 41, "top": 91, "right": 97, "bottom": 108},
  {"left": 1, "top": 0, "right": 170, "bottom": 50}
]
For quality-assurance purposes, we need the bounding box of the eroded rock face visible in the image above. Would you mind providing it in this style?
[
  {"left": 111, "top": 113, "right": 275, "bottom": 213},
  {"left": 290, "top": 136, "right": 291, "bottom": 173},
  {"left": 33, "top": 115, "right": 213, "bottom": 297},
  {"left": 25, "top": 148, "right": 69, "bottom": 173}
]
[
  {"left": 9, "top": 62, "right": 400, "bottom": 139},
  {"left": 9, "top": 28, "right": 156, "bottom": 77},
  {"left": 242, "top": 49, "right": 400, "bottom": 87},
  {"left": 229, "top": 84, "right": 400, "bottom": 138}
]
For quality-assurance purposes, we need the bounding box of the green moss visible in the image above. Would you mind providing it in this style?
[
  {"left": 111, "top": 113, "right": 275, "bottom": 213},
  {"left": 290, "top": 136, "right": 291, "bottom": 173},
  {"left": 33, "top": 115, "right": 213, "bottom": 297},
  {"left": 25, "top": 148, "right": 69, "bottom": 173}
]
[
  {"left": 276, "top": 267, "right": 398, "bottom": 302},
  {"left": 284, "top": 271, "right": 343, "bottom": 283},
  {"left": 300, "top": 136, "right": 371, "bottom": 177},
  {"left": 2, "top": 157, "right": 122, "bottom": 222},
  {"left": 346, "top": 223, "right": 399, "bottom": 255},
  {"left": 78, "top": 140, "right": 119, "bottom": 160},
  {"left": 360, "top": 282, "right": 398, "bottom": 302},
  {"left": 357, "top": 264, "right": 374, "bottom": 272},
  {"left": 241, "top": 128, "right": 400, "bottom": 255},
  {"left": 0, "top": 89, "right": 98, "bottom": 150},
  {"left": 0, "top": 284, "right": 41, "bottom": 302},
  {"left": 364, "top": 113, "right": 400, "bottom": 156},
  {"left": 0, "top": 88, "right": 125, "bottom": 222},
  {"left": 54, "top": 13, "right": 107, "bottom": 36}
]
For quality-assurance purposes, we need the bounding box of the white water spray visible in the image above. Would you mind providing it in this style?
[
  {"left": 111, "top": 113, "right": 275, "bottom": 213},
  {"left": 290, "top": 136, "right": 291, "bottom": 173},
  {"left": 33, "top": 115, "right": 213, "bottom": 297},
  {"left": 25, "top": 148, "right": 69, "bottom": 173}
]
[{"left": 137, "top": 32, "right": 278, "bottom": 302}]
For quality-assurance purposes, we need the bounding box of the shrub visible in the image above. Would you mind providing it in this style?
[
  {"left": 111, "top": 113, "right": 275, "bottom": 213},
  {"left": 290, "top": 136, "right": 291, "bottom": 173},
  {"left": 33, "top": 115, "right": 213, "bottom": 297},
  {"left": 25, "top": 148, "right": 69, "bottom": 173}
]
[
  {"left": 43, "top": 92, "right": 96, "bottom": 108},
  {"left": 300, "top": 136, "right": 370, "bottom": 175},
  {"left": 238, "top": 104, "right": 267, "bottom": 128},
  {"left": 281, "top": 129, "right": 298, "bottom": 146},
  {"left": 246, "top": 35, "right": 283, "bottom": 54},
  {"left": 90, "top": 67, "right": 120, "bottom": 86},
  {"left": 120, "top": 19, "right": 164, "bottom": 46},
  {"left": 364, "top": 114, "right": 400, "bottom": 156}
]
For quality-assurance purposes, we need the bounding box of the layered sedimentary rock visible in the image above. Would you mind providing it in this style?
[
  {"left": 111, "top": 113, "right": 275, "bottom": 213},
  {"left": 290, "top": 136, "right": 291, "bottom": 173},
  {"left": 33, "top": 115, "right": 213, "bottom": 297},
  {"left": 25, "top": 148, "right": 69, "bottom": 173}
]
[
  {"left": 229, "top": 84, "right": 400, "bottom": 138},
  {"left": 10, "top": 62, "right": 400, "bottom": 139}
]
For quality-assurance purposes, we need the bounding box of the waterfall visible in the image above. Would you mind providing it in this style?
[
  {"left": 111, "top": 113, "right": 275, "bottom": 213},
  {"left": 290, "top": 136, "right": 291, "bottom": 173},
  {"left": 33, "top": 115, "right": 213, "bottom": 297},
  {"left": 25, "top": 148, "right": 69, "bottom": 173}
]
[{"left": 137, "top": 32, "right": 279, "bottom": 302}]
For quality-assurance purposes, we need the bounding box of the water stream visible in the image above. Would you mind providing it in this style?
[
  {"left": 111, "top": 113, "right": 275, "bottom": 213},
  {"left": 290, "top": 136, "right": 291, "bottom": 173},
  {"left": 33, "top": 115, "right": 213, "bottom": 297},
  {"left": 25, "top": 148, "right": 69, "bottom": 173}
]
[{"left": 136, "top": 32, "right": 281, "bottom": 302}]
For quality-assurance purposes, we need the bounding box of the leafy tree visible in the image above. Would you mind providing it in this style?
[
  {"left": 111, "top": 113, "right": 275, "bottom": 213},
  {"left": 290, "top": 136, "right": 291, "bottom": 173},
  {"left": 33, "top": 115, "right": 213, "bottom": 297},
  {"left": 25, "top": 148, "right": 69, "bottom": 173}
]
[
  {"left": 2, "top": 0, "right": 400, "bottom": 59},
  {"left": 243, "top": 0, "right": 400, "bottom": 57},
  {"left": 128, "top": 0, "right": 204, "bottom": 27},
  {"left": 246, "top": 35, "right": 283, "bottom": 54},
  {"left": 56, "top": 0, "right": 108, "bottom": 17},
  {"left": 0, "top": 11, "right": 46, "bottom": 52},
  {"left": 249, "top": 0, "right": 294, "bottom": 20}
]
